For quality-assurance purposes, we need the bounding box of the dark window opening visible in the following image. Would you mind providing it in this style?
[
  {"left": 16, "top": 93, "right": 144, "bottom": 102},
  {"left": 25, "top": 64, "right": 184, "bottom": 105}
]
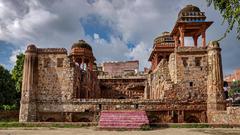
[
  {"left": 44, "top": 58, "right": 50, "bottom": 68},
  {"left": 195, "top": 57, "right": 201, "bottom": 66},
  {"left": 135, "top": 104, "right": 139, "bottom": 109},
  {"left": 182, "top": 57, "right": 188, "bottom": 67},
  {"left": 190, "top": 82, "right": 193, "bottom": 87},
  {"left": 57, "top": 58, "right": 64, "bottom": 67}
]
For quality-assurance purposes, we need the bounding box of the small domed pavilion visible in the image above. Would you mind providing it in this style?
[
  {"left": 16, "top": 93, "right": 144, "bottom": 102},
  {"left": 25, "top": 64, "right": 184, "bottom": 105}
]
[
  {"left": 70, "top": 40, "right": 96, "bottom": 71},
  {"left": 171, "top": 5, "right": 213, "bottom": 47}
]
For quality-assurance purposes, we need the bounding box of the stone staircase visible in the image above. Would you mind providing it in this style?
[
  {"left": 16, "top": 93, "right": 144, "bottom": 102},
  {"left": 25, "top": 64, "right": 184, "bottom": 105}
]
[{"left": 99, "top": 110, "right": 149, "bottom": 129}]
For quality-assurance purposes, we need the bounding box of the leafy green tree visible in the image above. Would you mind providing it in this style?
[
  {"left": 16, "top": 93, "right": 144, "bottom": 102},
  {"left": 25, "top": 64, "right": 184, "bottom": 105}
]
[
  {"left": 207, "top": 0, "right": 240, "bottom": 40},
  {"left": 11, "top": 53, "right": 25, "bottom": 109},
  {"left": 229, "top": 80, "right": 240, "bottom": 97},
  {"left": 11, "top": 53, "right": 24, "bottom": 93},
  {"left": 0, "top": 65, "right": 17, "bottom": 106}
]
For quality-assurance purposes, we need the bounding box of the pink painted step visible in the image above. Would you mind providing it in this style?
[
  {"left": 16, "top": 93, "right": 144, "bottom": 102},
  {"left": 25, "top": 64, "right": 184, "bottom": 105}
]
[{"left": 99, "top": 110, "right": 149, "bottom": 129}]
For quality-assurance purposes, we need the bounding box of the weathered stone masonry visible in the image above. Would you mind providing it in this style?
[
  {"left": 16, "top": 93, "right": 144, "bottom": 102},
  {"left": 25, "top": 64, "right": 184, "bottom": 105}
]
[{"left": 19, "top": 5, "right": 240, "bottom": 124}]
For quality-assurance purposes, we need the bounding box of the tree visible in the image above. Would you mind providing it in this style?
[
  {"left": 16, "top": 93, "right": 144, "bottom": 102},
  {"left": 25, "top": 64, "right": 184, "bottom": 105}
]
[
  {"left": 229, "top": 80, "right": 240, "bottom": 97},
  {"left": 12, "top": 53, "right": 24, "bottom": 93},
  {"left": 207, "top": 0, "right": 240, "bottom": 40},
  {"left": 0, "top": 65, "right": 17, "bottom": 106}
]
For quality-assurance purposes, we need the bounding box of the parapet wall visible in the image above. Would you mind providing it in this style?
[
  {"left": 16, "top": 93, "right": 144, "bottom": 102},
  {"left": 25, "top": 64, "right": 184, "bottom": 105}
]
[
  {"left": 102, "top": 60, "right": 139, "bottom": 77},
  {"left": 36, "top": 99, "right": 207, "bottom": 112},
  {"left": 208, "top": 107, "right": 240, "bottom": 124}
]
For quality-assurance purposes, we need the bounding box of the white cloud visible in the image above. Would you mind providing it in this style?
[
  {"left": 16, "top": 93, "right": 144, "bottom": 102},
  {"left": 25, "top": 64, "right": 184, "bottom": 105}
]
[
  {"left": 93, "top": 33, "right": 100, "bottom": 40},
  {"left": 9, "top": 49, "right": 22, "bottom": 65},
  {"left": 129, "top": 42, "right": 151, "bottom": 69},
  {"left": 0, "top": 0, "right": 239, "bottom": 73}
]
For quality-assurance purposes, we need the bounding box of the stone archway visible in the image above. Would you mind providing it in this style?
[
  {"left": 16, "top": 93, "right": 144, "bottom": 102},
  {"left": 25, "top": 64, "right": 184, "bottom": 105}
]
[
  {"left": 185, "top": 115, "right": 200, "bottom": 123},
  {"left": 72, "top": 117, "right": 91, "bottom": 122},
  {"left": 45, "top": 118, "right": 57, "bottom": 122},
  {"left": 118, "top": 96, "right": 126, "bottom": 99}
]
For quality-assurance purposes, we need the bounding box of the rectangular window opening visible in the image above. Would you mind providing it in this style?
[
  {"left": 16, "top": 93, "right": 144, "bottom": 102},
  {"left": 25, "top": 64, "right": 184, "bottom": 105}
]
[{"left": 57, "top": 58, "right": 64, "bottom": 67}]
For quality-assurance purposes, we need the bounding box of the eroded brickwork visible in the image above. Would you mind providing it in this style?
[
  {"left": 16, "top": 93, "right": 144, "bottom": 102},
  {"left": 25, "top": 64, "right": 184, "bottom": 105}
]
[
  {"left": 19, "top": 5, "right": 240, "bottom": 125},
  {"left": 148, "top": 47, "right": 208, "bottom": 102},
  {"left": 36, "top": 50, "right": 74, "bottom": 102},
  {"left": 101, "top": 61, "right": 139, "bottom": 77},
  {"left": 100, "top": 78, "right": 146, "bottom": 99}
]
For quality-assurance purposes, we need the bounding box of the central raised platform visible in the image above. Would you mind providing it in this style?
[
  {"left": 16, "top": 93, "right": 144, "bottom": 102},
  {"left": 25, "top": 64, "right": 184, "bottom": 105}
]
[{"left": 99, "top": 110, "right": 149, "bottom": 129}]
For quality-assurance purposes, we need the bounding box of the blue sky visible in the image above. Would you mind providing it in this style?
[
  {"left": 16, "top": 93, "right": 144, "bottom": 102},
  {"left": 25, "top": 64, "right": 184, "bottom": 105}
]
[{"left": 0, "top": 0, "right": 239, "bottom": 75}]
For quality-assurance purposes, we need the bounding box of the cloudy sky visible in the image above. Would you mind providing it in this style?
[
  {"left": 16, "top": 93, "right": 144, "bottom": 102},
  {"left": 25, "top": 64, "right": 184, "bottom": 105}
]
[{"left": 0, "top": 0, "right": 239, "bottom": 75}]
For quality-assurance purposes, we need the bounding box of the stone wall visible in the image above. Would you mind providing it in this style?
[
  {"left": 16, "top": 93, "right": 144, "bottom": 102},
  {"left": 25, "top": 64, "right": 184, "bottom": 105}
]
[
  {"left": 208, "top": 107, "right": 240, "bottom": 124},
  {"left": 102, "top": 60, "right": 139, "bottom": 77},
  {"left": 99, "top": 78, "right": 146, "bottom": 99},
  {"left": 148, "top": 58, "right": 173, "bottom": 99},
  {"left": 36, "top": 51, "right": 74, "bottom": 102},
  {"left": 35, "top": 99, "right": 206, "bottom": 123},
  {"left": 0, "top": 110, "right": 19, "bottom": 121},
  {"left": 148, "top": 47, "right": 208, "bottom": 102}
]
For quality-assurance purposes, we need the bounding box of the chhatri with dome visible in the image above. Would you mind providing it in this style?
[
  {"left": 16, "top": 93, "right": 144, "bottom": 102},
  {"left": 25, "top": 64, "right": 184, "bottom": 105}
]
[{"left": 19, "top": 5, "right": 240, "bottom": 128}]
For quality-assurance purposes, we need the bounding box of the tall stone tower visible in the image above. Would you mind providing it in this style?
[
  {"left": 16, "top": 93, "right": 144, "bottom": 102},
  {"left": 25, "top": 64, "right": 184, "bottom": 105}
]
[
  {"left": 19, "top": 44, "right": 37, "bottom": 122},
  {"left": 207, "top": 41, "right": 226, "bottom": 112}
]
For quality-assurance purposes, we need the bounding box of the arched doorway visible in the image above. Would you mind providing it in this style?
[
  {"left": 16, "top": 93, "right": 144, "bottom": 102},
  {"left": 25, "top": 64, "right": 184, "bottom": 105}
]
[
  {"left": 118, "top": 96, "right": 126, "bottom": 99},
  {"left": 185, "top": 115, "right": 200, "bottom": 123},
  {"left": 45, "top": 118, "right": 57, "bottom": 122},
  {"left": 72, "top": 117, "right": 91, "bottom": 122}
]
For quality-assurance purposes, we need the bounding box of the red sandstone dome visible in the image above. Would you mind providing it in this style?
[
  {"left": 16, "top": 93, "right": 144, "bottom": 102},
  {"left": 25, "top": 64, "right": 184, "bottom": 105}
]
[
  {"left": 71, "top": 40, "right": 92, "bottom": 51},
  {"left": 178, "top": 5, "right": 206, "bottom": 22},
  {"left": 154, "top": 32, "right": 174, "bottom": 45},
  {"left": 26, "top": 44, "right": 37, "bottom": 52}
]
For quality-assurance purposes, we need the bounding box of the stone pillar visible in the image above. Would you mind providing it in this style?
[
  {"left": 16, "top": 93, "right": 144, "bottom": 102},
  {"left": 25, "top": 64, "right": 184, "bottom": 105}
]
[
  {"left": 207, "top": 41, "right": 226, "bottom": 113},
  {"left": 89, "top": 60, "right": 93, "bottom": 71},
  {"left": 145, "top": 74, "right": 152, "bottom": 99},
  {"left": 173, "top": 36, "right": 178, "bottom": 47},
  {"left": 179, "top": 27, "right": 185, "bottom": 47},
  {"left": 178, "top": 111, "right": 184, "bottom": 123},
  {"left": 193, "top": 35, "right": 198, "bottom": 47},
  {"left": 202, "top": 31, "right": 206, "bottom": 47},
  {"left": 64, "top": 112, "right": 72, "bottom": 122},
  {"left": 81, "top": 57, "right": 85, "bottom": 70},
  {"left": 19, "top": 45, "right": 37, "bottom": 122}
]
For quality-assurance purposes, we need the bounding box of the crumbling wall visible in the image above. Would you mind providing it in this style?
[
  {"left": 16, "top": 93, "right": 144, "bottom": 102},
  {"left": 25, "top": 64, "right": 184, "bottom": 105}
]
[
  {"left": 102, "top": 61, "right": 139, "bottom": 77},
  {"left": 149, "top": 58, "right": 173, "bottom": 99},
  {"left": 149, "top": 47, "right": 208, "bottom": 102},
  {"left": 208, "top": 107, "right": 240, "bottom": 124},
  {"left": 36, "top": 51, "right": 74, "bottom": 102},
  {"left": 100, "top": 78, "right": 146, "bottom": 99}
]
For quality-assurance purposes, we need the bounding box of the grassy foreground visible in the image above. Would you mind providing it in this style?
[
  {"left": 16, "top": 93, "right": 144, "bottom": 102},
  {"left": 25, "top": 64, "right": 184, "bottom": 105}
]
[
  {"left": 0, "top": 122, "right": 97, "bottom": 128},
  {"left": 0, "top": 122, "right": 239, "bottom": 129}
]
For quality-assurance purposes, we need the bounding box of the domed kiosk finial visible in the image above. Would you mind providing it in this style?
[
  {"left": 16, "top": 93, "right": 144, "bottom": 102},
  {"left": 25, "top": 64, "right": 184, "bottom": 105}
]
[
  {"left": 71, "top": 39, "right": 92, "bottom": 51},
  {"left": 171, "top": 5, "right": 213, "bottom": 48},
  {"left": 178, "top": 4, "right": 206, "bottom": 22},
  {"left": 26, "top": 44, "right": 37, "bottom": 53},
  {"left": 70, "top": 39, "right": 95, "bottom": 71}
]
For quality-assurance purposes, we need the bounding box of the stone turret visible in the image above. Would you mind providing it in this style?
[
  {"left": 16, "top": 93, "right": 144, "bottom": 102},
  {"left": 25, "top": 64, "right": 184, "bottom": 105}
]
[
  {"left": 207, "top": 41, "right": 226, "bottom": 112},
  {"left": 19, "top": 44, "right": 37, "bottom": 122}
]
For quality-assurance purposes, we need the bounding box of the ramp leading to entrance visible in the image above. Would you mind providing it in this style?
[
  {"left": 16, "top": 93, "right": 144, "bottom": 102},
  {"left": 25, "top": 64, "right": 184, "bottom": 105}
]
[{"left": 99, "top": 110, "right": 149, "bottom": 129}]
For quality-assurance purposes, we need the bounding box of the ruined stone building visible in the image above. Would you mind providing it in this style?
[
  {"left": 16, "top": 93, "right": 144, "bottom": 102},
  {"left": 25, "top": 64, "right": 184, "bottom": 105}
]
[
  {"left": 99, "top": 60, "right": 139, "bottom": 77},
  {"left": 20, "top": 5, "right": 240, "bottom": 126}
]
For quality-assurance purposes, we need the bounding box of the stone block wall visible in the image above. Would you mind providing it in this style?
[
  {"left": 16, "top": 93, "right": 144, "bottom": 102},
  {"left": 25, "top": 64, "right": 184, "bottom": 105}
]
[
  {"left": 99, "top": 78, "right": 146, "bottom": 99},
  {"left": 174, "top": 47, "right": 208, "bottom": 102},
  {"left": 35, "top": 99, "right": 207, "bottom": 123},
  {"left": 149, "top": 58, "right": 173, "bottom": 99},
  {"left": 208, "top": 107, "right": 240, "bottom": 124},
  {"left": 102, "top": 60, "right": 139, "bottom": 77},
  {"left": 148, "top": 47, "right": 208, "bottom": 102},
  {"left": 36, "top": 51, "right": 74, "bottom": 102}
]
